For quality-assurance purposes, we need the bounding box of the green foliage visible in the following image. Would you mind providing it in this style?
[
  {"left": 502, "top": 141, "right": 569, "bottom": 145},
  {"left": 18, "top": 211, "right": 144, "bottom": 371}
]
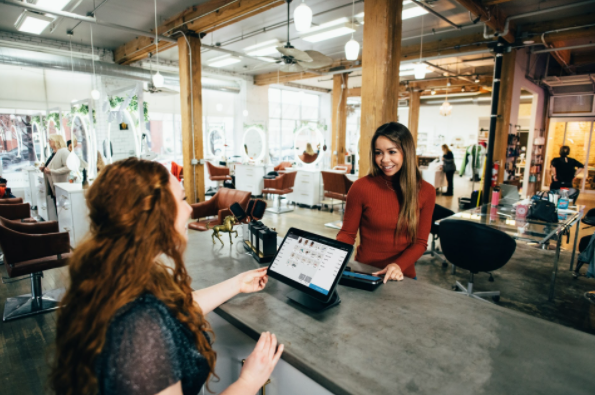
[
  {"left": 31, "top": 115, "right": 41, "bottom": 125},
  {"left": 47, "top": 112, "right": 61, "bottom": 126},
  {"left": 109, "top": 95, "right": 149, "bottom": 123}
]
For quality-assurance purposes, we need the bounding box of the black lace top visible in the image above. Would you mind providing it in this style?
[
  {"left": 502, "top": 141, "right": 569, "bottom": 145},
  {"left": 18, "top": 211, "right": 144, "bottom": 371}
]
[{"left": 95, "top": 294, "right": 210, "bottom": 395}]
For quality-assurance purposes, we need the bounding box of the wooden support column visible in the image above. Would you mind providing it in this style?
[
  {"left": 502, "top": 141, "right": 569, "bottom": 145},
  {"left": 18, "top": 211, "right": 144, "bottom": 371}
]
[
  {"left": 359, "top": 0, "right": 403, "bottom": 176},
  {"left": 493, "top": 49, "right": 516, "bottom": 185},
  {"left": 178, "top": 34, "right": 204, "bottom": 203},
  {"left": 331, "top": 73, "right": 349, "bottom": 168},
  {"left": 408, "top": 90, "right": 421, "bottom": 146}
]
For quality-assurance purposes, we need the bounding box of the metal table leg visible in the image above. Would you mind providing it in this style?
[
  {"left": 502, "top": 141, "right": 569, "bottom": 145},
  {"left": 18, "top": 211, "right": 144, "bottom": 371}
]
[
  {"left": 569, "top": 216, "right": 581, "bottom": 271},
  {"left": 549, "top": 236, "right": 562, "bottom": 301}
]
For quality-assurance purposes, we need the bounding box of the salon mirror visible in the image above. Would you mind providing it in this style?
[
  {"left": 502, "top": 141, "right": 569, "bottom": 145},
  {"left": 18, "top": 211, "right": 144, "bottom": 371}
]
[
  {"left": 295, "top": 126, "right": 323, "bottom": 165},
  {"left": 71, "top": 115, "right": 90, "bottom": 165},
  {"left": 107, "top": 109, "right": 139, "bottom": 162},
  {"left": 32, "top": 122, "right": 44, "bottom": 162},
  {"left": 243, "top": 126, "right": 264, "bottom": 161},
  {"left": 207, "top": 127, "right": 225, "bottom": 157}
]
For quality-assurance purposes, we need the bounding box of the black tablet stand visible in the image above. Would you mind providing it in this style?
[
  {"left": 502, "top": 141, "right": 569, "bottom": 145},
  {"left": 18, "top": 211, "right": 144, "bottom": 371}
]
[{"left": 287, "top": 289, "right": 341, "bottom": 312}]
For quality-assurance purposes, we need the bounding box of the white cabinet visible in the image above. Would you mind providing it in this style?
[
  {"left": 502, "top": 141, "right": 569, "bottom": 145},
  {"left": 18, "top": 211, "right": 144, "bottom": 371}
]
[
  {"left": 287, "top": 169, "right": 321, "bottom": 207},
  {"left": 235, "top": 164, "right": 266, "bottom": 196},
  {"left": 26, "top": 168, "right": 38, "bottom": 208},
  {"left": 54, "top": 183, "right": 89, "bottom": 248},
  {"left": 207, "top": 312, "right": 333, "bottom": 395}
]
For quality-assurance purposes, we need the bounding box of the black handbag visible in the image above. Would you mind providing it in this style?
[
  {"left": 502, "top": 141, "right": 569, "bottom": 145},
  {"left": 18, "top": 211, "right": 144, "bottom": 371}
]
[{"left": 528, "top": 198, "right": 558, "bottom": 223}]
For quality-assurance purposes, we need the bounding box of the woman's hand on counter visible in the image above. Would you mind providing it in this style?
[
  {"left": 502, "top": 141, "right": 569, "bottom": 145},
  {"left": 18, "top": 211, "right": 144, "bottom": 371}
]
[
  {"left": 373, "top": 263, "right": 404, "bottom": 283},
  {"left": 238, "top": 332, "right": 283, "bottom": 393},
  {"left": 236, "top": 267, "right": 269, "bottom": 294}
]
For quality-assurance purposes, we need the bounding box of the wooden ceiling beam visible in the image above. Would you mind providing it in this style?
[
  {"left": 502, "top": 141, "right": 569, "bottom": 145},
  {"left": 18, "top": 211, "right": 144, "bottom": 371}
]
[
  {"left": 482, "top": 0, "right": 513, "bottom": 5},
  {"left": 407, "top": 76, "right": 492, "bottom": 91},
  {"left": 456, "top": 0, "right": 515, "bottom": 43},
  {"left": 114, "top": 0, "right": 283, "bottom": 65},
  {"left": 255, "top": 33, "right": 494, "bottom": 86},
  {"left": 521, "top": 13, "right": 595, "bottom": 36}
]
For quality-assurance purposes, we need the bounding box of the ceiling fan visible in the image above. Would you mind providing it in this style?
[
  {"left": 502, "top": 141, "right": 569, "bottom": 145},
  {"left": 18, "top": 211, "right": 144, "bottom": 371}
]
[{"left": 254, "top": 0, "right": 333, "bottom": 73}]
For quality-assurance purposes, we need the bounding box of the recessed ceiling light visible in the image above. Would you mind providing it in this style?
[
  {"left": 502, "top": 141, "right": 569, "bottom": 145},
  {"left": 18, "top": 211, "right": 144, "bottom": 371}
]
[
  {"left": 244, "top": 40, "right": 282, "bottom": 57},
  {"left": 15, "top": 10, "right": 54, "bottom": 35},
  {"left": 208, "top": 55, "right": 242, "bottom": 68},
  {"left": 300, "top": 18, "right": 357, "bottom": 43},
  {"left": 35, "top": 0, "right": 72, "bottom": 11}
]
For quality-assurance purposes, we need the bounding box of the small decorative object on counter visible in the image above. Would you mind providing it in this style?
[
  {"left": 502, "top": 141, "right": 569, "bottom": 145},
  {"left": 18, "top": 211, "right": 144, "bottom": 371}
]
[
  {"left": 558, "top": 188, "right": 570, "bottom": 210},
  {"left": 207, "top": 215, "right": 238, "bottom": 245}
]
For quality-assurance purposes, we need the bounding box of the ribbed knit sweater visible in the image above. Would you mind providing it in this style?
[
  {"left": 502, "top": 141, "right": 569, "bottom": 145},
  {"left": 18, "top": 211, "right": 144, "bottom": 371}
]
[{"left": 337, "top": 174, "right": 436, "bottom": 279}]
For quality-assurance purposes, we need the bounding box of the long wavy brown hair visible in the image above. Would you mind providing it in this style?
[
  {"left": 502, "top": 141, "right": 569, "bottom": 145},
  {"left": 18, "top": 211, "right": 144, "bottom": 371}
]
[
  {"left": 369, "top": 122, "right": 422, "bottom": 243},
  {"left": 50, "top": 158, "right": 216, "bottom": 395}
]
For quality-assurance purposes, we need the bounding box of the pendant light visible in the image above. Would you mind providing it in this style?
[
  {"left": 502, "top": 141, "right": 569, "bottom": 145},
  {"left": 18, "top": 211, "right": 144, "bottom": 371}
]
[
  {"left": 294, "top": 0, "right": 312, "bottom": 32},
  {"left": 90, "top": 25, "right": 100, "bottom": 100},
  {"left": 344, "top": 0, "right": 360, "bottom": 60},
  {"left": 440, "top": 83, "right": 452, "bottom": 117},
  {"left": 414, "top": 16, "right": 426, "bottom": 80},
  {"left": 152, "top": 0, "right": 164, "bottom": 87}
]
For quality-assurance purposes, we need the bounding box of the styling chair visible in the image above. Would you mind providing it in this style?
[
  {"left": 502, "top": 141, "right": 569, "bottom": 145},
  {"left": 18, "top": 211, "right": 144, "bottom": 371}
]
[
  {"left": 206, "top": 161, "right": 232, "bottom": 191},
  {"left": 274, "top": 162, "right": 293, "bottom": 172},
  {"left": 572, "top": 208, "right": 595, "bottom": 278},
  {"left": 439, "top": 219, "right": 516, "bottom": 303},
  {"left": 263, "top": 171, "right": 297, "bottom": 214},
  {"left": 332, "top": 164, "right": 352, "bottom": 173},
  {"left": 423, "top": 204, "right": 455, "bottom": 267},
  {"left": 321, "top": 171, "right": 354, "bottom": 229},
  {"left": 0, "top": 217, "right": 71, "bottom": 321},
  {"left": 0, "top": 197, "right": 24, "bottom": 204},
  {"left": 189, "top": 188, "right": 251, "bottom": 231}
]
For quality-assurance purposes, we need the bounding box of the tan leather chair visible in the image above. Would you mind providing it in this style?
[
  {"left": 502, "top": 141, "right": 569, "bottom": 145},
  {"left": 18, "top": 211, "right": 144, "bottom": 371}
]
[
  {"left": 206, "top": 161, "right": 232, "bottom": 190},
  {"left": 0, "top": 197, "right": 24, "bottom": 204},
  {"left": 0, "top": 217, "right": 71, "bottom": 321},
  {"left": 189, "top": 188, "right": 251, "bottom": 231},
  {"left": 0, "top": 202, "right": 36, "bottom": 222},
  {"left": 274, "top": 162, "right": 293, "bottom": 172},
  {"left": 263, "top": 171, "right": 298, "bottom": 214},
  {"left": 321, "top": 171, "right": 354, "bottom": 229},
  {"left": 333, "top": 164, "right": 352, "bottom": 174}
]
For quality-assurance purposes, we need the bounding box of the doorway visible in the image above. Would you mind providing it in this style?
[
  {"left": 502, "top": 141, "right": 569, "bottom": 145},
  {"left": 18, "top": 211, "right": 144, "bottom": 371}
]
[{"left": 543, "top": 118, "right": 595, "bottom": 193}]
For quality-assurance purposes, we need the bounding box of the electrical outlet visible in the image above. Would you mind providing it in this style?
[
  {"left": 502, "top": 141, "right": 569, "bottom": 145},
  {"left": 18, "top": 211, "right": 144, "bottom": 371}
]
[{"left": 191, "top": 158, "right": 199, "bottom": 165}]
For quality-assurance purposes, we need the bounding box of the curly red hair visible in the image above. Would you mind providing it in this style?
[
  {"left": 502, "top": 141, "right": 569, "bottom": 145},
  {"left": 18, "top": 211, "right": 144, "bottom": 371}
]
[{"left": 50, "top": 158, "right": 216, "bottom": 394}]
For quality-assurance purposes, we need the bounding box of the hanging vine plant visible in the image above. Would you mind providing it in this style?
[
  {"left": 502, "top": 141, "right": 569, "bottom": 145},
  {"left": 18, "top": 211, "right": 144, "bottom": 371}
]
[
  {"left": 31, "top": 115, "right": 41, "bottom": 125},
  {"left": 47, "top": 112, "right": 61, "bottom": 127},
  {"left": 109, "top": 95, "right": 149, "bottom": 123},
  {"left": 68, "top": 104, "right": 97, "bottom": 126}
]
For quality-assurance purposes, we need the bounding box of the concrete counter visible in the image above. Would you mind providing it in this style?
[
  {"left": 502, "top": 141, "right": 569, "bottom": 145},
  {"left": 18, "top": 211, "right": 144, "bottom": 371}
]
[{"left": 185, "top": 231, "right": 595, "bottom": 395}]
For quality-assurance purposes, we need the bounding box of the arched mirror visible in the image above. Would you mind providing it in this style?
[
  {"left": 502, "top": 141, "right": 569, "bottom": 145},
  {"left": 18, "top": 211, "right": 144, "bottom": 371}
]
[
  {"left": 10, "top": 125, "right": 21, "bottom": 159},
  {"left": 107, "top": 109, "right": 140, "bottom": 163},
  {"left": 294, "top": 126, "right": 323, "bottom": 165},
  {"left": 31, "top": 122, "right": 45, "bottom": 162},
  {"left": 207, "top": 126, "right": 225, "bottom": 157},
  {"left": 71, "top": 114, "right": 96, "bottom": 174},
  {"left": 243, "top": 126, "right": 265, "bottom": 161}
]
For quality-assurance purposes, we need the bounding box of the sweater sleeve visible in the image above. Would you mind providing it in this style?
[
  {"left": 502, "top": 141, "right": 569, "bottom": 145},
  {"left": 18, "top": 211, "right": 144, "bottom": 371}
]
[
  {"left": 50, "top": 149, "right": 71, "bottom": 175},
  {"left": 395, "top": 183, "right": 436, "bottom": 273},
  {"left": 336, "top": 179, "right": 365, "bottom": 245}
]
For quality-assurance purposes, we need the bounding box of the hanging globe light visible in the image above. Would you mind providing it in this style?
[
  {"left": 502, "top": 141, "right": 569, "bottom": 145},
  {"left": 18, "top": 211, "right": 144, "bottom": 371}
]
[
  {"left": 294, "top": 0, "right": 313, "bottom": 32},
  {"left": 439, "top": 100, "right": 452, "bottom": 117},
  {"left": 345, "top": 37, "right": 360, "bottom": 60},
  {"left": 414, "top": 63, "right": 427, "bottom": 80},
  {"left": 153, "top": 71, "right": 164, "bottom": 87},
  {"left": 91, "top": 89, "right": 100, "bottom": 100}
]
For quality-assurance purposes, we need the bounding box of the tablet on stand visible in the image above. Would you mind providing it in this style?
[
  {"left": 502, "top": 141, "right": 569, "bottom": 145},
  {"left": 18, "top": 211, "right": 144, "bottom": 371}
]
[{"left": 267, "top": 228, "right": 354, "bottom": 312}]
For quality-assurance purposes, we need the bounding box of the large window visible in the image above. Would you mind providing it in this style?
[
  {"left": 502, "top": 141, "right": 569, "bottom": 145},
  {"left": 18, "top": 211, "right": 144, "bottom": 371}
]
[{"left": 268, "top": 88, "right": 320, "bottom": 164}]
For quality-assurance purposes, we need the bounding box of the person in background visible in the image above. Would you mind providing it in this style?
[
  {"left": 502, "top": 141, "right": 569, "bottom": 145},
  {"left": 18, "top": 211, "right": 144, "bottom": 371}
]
[
  {"left": 43, "top": 135, "right": 70, "bottom": 198},
  {"left": 96, "top": 151, "right": 106, "bottom": 173},
  {"left": 441, "top": 144, "right": 456, "bottom": 196},
  {"left": 301, "top": 143, "right": 318, "bottom": 164},
  {"left": 50, "top": 158, "right": 283, "bottom": 395},
  {"left": 0, "top": 178, "right": 16, "bottom": 199},
  {"left": 337, "top": 122, "right": 436, "bottom": 282},
  {"left": 550, "top": 145, "right": 584, "bottom": 190}
]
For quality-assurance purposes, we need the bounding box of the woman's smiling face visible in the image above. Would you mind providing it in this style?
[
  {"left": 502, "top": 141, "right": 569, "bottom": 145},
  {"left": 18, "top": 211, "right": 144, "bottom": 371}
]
[{"left": 375, "top": 136, "right": 403, "bottom": 177}]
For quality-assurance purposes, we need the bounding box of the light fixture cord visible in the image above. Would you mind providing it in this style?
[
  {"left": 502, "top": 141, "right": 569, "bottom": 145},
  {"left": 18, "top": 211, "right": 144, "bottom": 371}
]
[
  {"left": 90, "top": 25, "right": 96, "bottom": 88},
  {"left": 351, "top": 0, "right": 355, "bottom": 39},
  {"left": 419, "top": 15, "right": 424, "bottom": 62},
  {"left": 154, "top": 0, "right": 159, "bottom": 67},
  {"left": 69, "top": 36, "right": 74, "bottom": 74}
]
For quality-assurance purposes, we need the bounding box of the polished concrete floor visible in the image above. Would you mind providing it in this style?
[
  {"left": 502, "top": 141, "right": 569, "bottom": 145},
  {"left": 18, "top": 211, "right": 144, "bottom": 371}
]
[{"left": 1, "top": 175, "right": 595, "bottom": 394}]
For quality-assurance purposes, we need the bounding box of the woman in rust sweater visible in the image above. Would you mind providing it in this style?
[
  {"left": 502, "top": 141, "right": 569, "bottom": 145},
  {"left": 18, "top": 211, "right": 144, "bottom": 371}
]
[{"left": 337, "top": 122, "right": 436, "bottom": 282}]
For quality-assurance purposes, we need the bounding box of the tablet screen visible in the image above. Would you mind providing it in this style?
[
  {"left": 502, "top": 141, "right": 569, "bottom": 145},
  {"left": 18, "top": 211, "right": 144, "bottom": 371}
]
[{"left": 269, "top": 230, "right": 350, "bottom": 296}]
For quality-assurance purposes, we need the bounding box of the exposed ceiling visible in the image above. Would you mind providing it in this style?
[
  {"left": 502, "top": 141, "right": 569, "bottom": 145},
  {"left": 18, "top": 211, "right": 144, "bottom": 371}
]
[{"left": 0, "top": 0, "right": 594, "bottom": 90}]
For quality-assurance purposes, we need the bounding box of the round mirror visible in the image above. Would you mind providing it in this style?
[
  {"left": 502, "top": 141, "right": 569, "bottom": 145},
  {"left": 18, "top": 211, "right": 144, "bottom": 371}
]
[
  {"left": 208, "top": 127, "right": 225, "bottom": 157},
  {"left": 243, "top": 126, "right": 265, "bottom": 161},
  {"left": 71, "top": 114, "right": 96, "bottom": 174},
  {"left": 294, "top": 126, "right": 323, "bottom": 165},
  {"left": 32, "top": 122, "right": 44, "bottom": 162}
]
